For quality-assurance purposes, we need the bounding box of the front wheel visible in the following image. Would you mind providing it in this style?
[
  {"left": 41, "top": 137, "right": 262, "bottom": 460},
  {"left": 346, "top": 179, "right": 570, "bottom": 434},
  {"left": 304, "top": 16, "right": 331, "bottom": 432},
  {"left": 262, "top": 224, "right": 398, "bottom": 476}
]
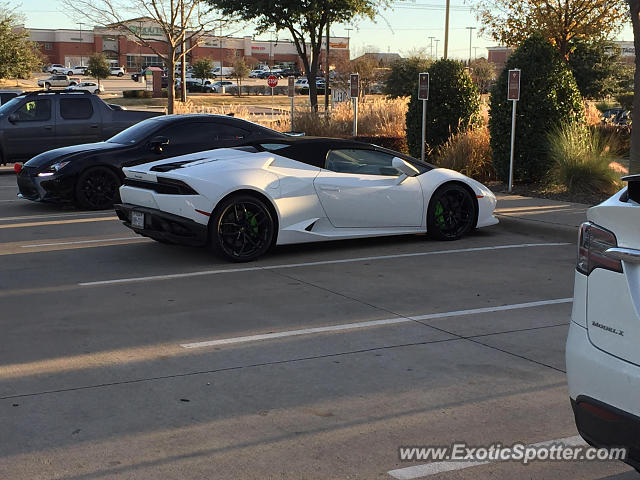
[
  {"left": 94, "top": 89, "right": 100, "bottom": 94},
  {"left": 209, "top": 195, "right": 275, "bottom": 262},
  {"left": 75, "top": 166, "right": 121, "bottom": 210},
  {"left": 427, "top": 184, "right": 476, "bottom": 241},
  {"left": 44, "top": 83, "right": 51, "bottom": 89},
  {"left": 117, "top": 72, "right": 123, "bottom": 77}
]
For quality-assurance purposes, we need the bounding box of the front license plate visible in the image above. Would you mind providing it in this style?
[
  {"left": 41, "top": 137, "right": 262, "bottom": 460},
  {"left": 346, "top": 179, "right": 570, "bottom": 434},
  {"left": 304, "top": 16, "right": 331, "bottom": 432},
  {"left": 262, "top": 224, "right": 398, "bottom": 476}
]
[{"left": 131, "top": 211, "right": 145, "bottom": 228}]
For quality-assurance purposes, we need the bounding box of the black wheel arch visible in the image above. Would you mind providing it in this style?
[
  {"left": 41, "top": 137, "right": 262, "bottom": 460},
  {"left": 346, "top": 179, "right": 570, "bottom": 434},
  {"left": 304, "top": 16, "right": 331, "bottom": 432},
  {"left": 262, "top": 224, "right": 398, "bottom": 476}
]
[
  {"left": 209, "top": 189, "right": 280, "bottom": 245},
  {"left": 428, "top": 180, "right": 479, "bottom": 228}
]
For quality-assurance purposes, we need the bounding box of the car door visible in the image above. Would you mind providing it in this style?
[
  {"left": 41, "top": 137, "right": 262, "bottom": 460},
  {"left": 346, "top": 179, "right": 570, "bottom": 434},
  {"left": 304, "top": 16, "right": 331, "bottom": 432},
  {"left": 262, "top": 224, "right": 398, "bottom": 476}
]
[
  {"left": 3, "top": 97, "right": 56, "bottom": 161},
  {"left": 313, "top": 148, "right": 424, "bottom": 228},
  {"left": 56, "top": 97, "right": 101, "bottom": 147}
]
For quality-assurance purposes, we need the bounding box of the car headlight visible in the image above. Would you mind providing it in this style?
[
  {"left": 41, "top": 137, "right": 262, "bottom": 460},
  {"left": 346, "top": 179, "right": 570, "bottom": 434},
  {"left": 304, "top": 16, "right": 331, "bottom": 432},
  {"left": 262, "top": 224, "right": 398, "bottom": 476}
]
[{"left": 38, "top": 161, "right": 70, "bottom": 177}]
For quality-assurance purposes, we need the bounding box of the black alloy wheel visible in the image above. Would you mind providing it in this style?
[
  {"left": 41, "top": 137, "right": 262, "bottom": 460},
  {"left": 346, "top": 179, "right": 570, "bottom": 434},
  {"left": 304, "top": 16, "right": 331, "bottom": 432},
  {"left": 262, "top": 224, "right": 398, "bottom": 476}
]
[
  {"left": 210, "top": 195, "right": 275, "bottom": 262},
  {"left": 427, "top": 184, "right": 476, "bottom": 240},
  {"left": 75, "top": 166, "right": 121, "bottom": 210}
]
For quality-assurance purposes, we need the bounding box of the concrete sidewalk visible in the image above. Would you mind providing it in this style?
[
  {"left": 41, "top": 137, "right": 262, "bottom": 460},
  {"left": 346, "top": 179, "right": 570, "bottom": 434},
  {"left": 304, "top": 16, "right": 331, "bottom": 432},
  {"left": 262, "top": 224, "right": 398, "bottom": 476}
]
[{"left": 495, "top": 193, "right": 590, "bottom": 240}]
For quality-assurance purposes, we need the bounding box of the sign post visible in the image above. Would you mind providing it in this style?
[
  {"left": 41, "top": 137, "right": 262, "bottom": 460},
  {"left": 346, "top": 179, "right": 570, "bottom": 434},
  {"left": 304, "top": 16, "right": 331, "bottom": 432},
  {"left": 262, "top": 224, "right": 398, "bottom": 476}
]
[
  {"left": 268, "top": 74, "right": 278, "bottom": 120},
  {"left": 350, "top": 73, "right": 359, "bottom": 137},
  {"left": 507, "top": 69, "right": 520, "bottom": 193},
  {"left": 287, "top": 76, "right": 295, "bottom": 132},
  {"left": 418, "top": 72, "right": 430, "bottom": 163}
]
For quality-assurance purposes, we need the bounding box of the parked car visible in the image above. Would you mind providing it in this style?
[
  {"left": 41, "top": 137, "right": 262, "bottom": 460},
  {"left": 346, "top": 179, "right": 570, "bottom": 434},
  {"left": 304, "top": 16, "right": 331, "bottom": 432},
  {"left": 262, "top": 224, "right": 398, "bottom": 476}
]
[
  {"left": 110, "top": 66, "right": 125, "bottom": 77},
  {"left": 65, "top": 82, "right": 105, "bottom": 94},
  {"left": 0, "top": 90, "right": 22, "bottom": 105},
  {"left": 46, "top": 64, "right": 66, "bottom": 74},
  {"left": 66, "top": 65, "right": 88, "bottom": 76},
  {"left": 204, "top": 81, "right": 237, "bottom": 93},
  {"left": 0, "top": 90, "right": 159, "bottom": 164},
  {"left": 602, "top": 108, "right": 631, "bottom": 126},
  {"left": 16, "top": 114, "right": 287, "bottom": 210},
  {"left": 258, "top": 71, "right": 282, "bottom": 79},
  {"left": 115, "top": 136, "right": 498, "bottom": 261},
  {"left": 212, "top": 66, "right": 233, "bottom": 78},
  {"left": 249, "top": 69, "right": 268, "bottom": 78},
  {"left": 37, "top": 75, "right": 79, "bottom": 89},
  {"left": 566, "top": 174, "right": 640, "bottom": 473}
]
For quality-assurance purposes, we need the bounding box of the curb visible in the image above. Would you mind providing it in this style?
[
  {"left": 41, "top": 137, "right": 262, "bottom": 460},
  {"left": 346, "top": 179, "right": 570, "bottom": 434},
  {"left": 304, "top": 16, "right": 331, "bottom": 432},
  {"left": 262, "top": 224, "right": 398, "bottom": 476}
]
[{"left": 495, "top": 214, "right": 580, "bottom": 243}]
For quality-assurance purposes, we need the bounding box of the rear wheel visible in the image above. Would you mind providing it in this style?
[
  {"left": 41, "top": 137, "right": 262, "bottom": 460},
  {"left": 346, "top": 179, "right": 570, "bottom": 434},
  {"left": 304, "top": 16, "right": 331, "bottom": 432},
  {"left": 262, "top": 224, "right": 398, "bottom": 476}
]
[
  {"left": 44, "top": 82, "right": 51, "bottom": 89},
  {"left": 209, "top": 194, "right": 275, "bottom": 262},
  {"left": 427, "top": 184, "right": 476, "bottom": 241},
  {"left": 75, "top": 167, "right": 121, "bottom": 210},
  {"left": 94, "top": 89, "right": 100, "bottom": 94},
  {"left": 117, "top": 72, "right": 123, "bottom": 77}
]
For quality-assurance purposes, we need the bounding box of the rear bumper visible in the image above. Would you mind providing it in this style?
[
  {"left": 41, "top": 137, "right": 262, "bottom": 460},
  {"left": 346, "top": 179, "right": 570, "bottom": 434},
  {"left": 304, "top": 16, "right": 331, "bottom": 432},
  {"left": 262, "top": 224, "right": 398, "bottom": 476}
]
[{"left": 114, "top": 203, "right": 209, "bottom": 247}]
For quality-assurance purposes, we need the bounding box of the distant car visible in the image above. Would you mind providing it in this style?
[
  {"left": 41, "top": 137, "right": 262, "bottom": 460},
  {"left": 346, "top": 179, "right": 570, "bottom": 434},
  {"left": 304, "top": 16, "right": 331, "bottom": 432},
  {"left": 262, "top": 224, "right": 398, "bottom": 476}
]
[
  {"left": 37, "top": 75, "right": 78, "bottom": 89},
  {"left": 258, "top": 71, "right": 282, "bottom": 79},
  {"left": 602, "top": 108, "right": 630, "bottom": 126},
  {"left": 65, "top": 82, "right": 104, "bottom": 94},
  {"left": 204, "top": 81, "right": 236, "bottom": 93},
  {"left": 279, "top": 68, "right": 298, "bottom": 77},
  {"left": 66, "top": 65, "right": 88, "bottom": 76},
  {"left": 46, "top": 64, "right": 65, "bottom": 74},
  {"left": 249, "top": 69, "right": 268, "bottom": 78},
  {"left": 110, "top": 66, "right": 125, "bottom": 77},
  {"left": 115, "top": 137, "right": 498, "bottom": 262},
  {"left": 0, "top": 90, "right": 22, "bottom": 105},
  {"left": 17, "top": 114, "right": 287, "bottom": 210},
  {"left": 294, "top": 78, "right": 309, "bottom": 89},
  {"left": 566, "top": 174, "right": 640, "bottom": 473}
]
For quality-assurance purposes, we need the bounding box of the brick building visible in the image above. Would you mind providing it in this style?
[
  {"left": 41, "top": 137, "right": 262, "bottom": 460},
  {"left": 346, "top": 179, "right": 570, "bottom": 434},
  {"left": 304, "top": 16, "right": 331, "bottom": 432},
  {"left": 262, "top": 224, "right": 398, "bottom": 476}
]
[{"left": 27, "top": 18, "right": 350, "bottom": 73}]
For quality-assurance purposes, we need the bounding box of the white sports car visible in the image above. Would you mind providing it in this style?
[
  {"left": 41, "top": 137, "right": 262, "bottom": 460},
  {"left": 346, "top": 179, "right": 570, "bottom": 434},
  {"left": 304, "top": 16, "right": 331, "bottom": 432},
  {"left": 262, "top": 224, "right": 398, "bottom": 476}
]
[{"left": 115, "top": 137, "right": 498, "bottom": 262}]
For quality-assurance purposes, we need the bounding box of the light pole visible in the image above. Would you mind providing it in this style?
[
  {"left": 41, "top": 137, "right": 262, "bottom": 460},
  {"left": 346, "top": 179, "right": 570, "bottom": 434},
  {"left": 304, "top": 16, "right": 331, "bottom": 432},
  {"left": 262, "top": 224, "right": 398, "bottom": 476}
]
[
  {"left": 78, "top": 22, "right": 84, "bottom": 66},
  {"left": 434, "top": 39, "right": 440, "bottom": 60},
  {"left": 466, "top": 26, "right": 476, "bottom": 67},
  {"left": 443, "top": 0, "right": 450, "bottom": 59},
  {"left": 428, "top": 36, "right": 435, "bottom": 59}
]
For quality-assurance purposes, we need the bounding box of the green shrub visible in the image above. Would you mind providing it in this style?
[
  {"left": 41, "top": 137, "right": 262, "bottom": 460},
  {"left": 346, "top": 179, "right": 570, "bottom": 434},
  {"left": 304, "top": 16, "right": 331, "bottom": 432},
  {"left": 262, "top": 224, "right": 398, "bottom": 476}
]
[
  {"left": 122, "top": 90, "right": 153, "bottom": 99},
  {"left": 405, "top": 59, "right": 480, "bottom": 158},
  {"left": 548, "top": 121, "right": 620, "bottom": 195},
  {"left": 489, "top": 34, "right": 584, "bottom": 183},
  {"left": 595, "top": 101, "right": 618, "bottom": 113},
  {"left": 434, "top": 125, "right": 495, "bottom": 182},
  {"left": 615, "top": 92, "right": 633, "bottom": 112},
  {"left": 383, "top": 56, "right": 431, "bottom": 98}
]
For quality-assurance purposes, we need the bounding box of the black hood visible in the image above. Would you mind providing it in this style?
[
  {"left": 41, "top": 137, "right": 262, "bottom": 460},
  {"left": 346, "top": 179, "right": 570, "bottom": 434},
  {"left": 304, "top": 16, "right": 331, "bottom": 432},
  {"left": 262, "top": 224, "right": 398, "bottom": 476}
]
[{"left": 25, "top": 142, "right": 125, "bottom": 169}]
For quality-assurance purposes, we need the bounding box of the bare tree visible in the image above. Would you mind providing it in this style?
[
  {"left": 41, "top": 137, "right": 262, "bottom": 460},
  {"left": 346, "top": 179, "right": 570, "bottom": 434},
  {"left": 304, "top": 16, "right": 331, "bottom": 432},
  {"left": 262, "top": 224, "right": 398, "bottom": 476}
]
[{"left": 62, "top": 0, "right": 231, "bottom": 113}]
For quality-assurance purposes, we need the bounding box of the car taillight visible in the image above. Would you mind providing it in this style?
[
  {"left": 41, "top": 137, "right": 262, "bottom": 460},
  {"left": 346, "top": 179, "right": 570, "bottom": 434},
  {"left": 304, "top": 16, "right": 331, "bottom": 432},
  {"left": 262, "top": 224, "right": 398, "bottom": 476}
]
[
  {"left": 577, "top": 222, "right": 623, "bottom": 275},
  {"left": 14, "top": 163, "right": 22, "bottom": 174}
]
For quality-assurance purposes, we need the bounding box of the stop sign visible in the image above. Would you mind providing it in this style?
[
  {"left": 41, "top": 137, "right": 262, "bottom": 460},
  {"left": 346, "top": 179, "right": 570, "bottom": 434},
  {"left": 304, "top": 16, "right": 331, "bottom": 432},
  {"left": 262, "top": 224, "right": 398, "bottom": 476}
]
[{"left": 267, "top": 75, "right": 278, "bottom": 88}]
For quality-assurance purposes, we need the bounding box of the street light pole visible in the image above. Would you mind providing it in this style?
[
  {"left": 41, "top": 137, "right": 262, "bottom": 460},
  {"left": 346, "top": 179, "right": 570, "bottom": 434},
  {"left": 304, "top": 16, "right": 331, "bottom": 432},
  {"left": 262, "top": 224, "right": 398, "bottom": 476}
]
[
  {"left": 443, "top": 0, "right": 450, "bottom": 59},
  {"left": 428, "top": 36, "right": 435, "bottom": 59},
  {"left": 78, "top": 22, "right": 84, "bottom": 66},
  {"left": 466, "top": 26, "right": 476, "bottom": 67},
  {"left": 435, "top": 39, "right": 440, "bottom": 60}
]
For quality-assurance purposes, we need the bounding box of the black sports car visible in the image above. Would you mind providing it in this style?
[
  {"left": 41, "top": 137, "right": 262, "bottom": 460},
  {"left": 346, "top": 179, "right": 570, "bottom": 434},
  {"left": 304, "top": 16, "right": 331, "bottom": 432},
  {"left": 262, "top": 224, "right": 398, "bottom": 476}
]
[{"left": 16, "top": 114, "right": 286, "bottom": 210}]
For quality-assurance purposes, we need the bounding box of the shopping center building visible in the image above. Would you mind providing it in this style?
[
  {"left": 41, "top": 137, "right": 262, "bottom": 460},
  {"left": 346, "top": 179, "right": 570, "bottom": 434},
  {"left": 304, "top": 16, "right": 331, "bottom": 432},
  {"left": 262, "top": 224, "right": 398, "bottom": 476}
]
[{"left": 26, "top": 17, "right": 350, "bottom": 72}]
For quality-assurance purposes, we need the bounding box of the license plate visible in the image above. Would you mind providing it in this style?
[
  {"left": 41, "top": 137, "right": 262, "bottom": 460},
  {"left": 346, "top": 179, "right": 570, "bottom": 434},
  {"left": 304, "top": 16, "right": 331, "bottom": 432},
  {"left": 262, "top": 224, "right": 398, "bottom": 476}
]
[{"left": 131, "top": 211, "right": 145, "bottom": 228}]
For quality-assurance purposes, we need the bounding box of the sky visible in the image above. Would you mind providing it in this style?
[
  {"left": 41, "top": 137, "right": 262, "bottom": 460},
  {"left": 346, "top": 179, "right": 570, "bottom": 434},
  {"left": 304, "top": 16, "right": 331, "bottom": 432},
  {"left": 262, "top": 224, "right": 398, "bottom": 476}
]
[{"left": 8, "top": 0, "right": 636, "bottom": 60}]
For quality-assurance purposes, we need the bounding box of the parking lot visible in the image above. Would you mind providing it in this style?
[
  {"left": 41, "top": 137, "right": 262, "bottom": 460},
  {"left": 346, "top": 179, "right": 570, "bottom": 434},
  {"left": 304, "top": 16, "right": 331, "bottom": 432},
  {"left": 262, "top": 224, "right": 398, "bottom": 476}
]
[{"left": 0, "top": 171, "right": 637, "bottom": 479}]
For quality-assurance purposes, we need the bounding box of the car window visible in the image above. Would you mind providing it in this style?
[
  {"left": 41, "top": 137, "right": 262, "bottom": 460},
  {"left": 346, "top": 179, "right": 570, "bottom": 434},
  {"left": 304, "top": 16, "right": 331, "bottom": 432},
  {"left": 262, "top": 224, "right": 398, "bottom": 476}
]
[
  {"left": 60, "top": 98, "right": 94, "bottom": 119},
  {"left": 157, "top": 122, "right": 249, "bottom": 144},
  {"left": 107, "top": 118, "right": 164, "bottom": 144},
  {"left": 0, "top": 92, "right": 17, "bottom": 105},
  {"left": 13, "top": 99, "right": 52, "bottom": 122},
  {"left": 325, "top": 149, "right": 401, "bottom": 176}
]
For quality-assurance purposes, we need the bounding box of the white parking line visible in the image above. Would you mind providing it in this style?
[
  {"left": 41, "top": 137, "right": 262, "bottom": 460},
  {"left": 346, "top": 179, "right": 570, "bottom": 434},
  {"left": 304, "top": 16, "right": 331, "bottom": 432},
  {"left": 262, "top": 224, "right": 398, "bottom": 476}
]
[
  {"left": 180, "top": 298, "right": 572, "bottom": 349},
  {"left": 387, "top": 435, "right": 586, "bottom": 479},
  {"left": 21, "top": 237, "right": 149, "bottom": 248},
  {"left": 79, "top": 243, "right": 569, "bottom": 287},
  {"left": 0, "top": 212, "right": 114, "bottom": 222}
]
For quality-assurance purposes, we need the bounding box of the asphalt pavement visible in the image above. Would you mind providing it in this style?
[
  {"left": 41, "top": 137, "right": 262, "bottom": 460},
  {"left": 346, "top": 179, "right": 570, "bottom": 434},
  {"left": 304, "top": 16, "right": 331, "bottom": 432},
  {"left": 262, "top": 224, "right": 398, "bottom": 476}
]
[{"left": 0, "top": 173, "right": 636, "bottom": 480}]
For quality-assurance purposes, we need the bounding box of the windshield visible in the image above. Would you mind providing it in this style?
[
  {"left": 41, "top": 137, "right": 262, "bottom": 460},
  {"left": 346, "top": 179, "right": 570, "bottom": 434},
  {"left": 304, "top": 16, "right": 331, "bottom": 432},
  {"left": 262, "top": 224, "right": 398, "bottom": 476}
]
[
  {"left": 107, "top": 118, "right": 163, "bottom": 145},
  {"left": 0, "top": 97, "right": 23, "bottom": 115}
]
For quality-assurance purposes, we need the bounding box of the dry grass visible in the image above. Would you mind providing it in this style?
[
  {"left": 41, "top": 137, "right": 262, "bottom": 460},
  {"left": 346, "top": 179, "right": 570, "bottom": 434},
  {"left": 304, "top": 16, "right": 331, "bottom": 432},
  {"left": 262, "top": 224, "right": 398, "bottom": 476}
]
[
  {"left": 584, "top": 101, "right": 602, "bottom": 126},
  {"left": 291, "top": 97, "right": 408, "bottom": 138},
  {"left": 433, "top": 125, "right": 495, "bottom": 182}
]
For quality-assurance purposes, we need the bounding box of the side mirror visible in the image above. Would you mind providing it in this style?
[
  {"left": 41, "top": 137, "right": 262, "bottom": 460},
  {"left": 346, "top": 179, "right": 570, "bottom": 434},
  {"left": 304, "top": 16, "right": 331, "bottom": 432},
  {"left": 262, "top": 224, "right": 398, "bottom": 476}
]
[
  {"left": 392, "top": 157, "right": 420, "bottom": 177},
  {"left": 8, "top": 113, "right": 18, "bottom": 123},
  {"left": 149, "top": 136, "right": 169, "bottom": 153}
]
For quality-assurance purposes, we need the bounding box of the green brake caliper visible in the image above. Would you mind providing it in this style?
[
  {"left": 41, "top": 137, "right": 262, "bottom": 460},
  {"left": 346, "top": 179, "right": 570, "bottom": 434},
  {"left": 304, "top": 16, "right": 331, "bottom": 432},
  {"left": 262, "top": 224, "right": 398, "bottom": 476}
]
[
  {"left": 434, "top": 202, "right": 445, "bottom": 228},
  {"left": 246, "top": 212, "right": 259, "bottom": 235}
]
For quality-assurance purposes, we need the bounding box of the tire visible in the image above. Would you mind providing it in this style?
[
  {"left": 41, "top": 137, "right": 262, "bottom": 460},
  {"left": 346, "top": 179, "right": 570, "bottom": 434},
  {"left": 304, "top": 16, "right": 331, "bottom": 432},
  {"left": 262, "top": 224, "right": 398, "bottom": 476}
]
[
  {"left": 209, "top": 194, "right": 275, "bottom": 262},
  {"left": 75, "top": 166, "right": 121, "bottom": 210},
  {"left": 117, "top": 72, "right": 123, "bottom": 77},
  {"left": 67, "top": 71, "right": 73, "bottom": 76},
  {"left": 94, "top": 89, "right": 100, "bottom": 94},
  {"left": 44, "top": 83, "right": 51, "bottom": 89},
  {"left": 51, "top": 69, "right": 57, "bottom": 74},
  {"left": 427, "top": 183, "right": 476, "bottom": 241}
]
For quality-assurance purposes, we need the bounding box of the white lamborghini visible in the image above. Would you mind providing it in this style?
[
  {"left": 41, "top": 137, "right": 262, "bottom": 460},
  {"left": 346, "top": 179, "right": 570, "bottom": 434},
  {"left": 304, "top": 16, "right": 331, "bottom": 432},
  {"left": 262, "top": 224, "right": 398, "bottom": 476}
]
[{"left": 115, "top": 137, "right": 498, "bottom": 262}]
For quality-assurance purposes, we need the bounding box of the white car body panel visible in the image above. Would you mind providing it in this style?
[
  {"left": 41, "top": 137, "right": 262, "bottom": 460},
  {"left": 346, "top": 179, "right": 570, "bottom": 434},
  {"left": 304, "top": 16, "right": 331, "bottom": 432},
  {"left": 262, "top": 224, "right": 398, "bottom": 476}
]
[{"left": 119, "top": 146, "right": 498, "bottom": 246}]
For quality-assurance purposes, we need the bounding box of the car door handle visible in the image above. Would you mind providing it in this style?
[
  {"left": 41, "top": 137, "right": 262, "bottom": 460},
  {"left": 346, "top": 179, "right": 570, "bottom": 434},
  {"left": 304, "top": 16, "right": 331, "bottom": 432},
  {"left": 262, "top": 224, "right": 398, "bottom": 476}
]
[
  {"left": 43, "top": 125, "right": 53, "bottom": 130},
  {"left": 319, "top": 186, "right": 340, "bottom": 192},
  {"left": 89, "top": 124, "right": 99, "bottom": 129}
]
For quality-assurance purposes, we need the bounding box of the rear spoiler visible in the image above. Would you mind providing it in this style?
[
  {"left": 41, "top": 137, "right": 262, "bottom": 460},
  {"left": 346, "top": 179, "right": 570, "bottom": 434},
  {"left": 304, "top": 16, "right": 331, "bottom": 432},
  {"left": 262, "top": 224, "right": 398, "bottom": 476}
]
[{"left": 622, "top": 175, "right": 640, "bottom": 203}]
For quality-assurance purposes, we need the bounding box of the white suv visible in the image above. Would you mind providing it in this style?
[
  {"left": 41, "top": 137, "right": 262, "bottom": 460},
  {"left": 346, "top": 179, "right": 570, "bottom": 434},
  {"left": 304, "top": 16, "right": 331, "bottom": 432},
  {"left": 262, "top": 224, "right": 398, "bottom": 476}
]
[
  {"left": 566, "top": 174, "right": 640, "bottom": 472},
  {"left": 47, "top": 64, "right": 65, "bottom": 74},
  {"left": 109, "top": 66, "right": 125, "bottom": 77}
]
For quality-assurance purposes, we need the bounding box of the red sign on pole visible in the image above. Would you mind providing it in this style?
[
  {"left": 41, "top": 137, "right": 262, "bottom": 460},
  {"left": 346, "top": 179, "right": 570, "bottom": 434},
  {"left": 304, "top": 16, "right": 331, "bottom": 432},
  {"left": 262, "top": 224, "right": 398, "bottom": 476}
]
[
  {"left": 287, "top": 76, "right": 295, "bottom": 97},
  {"left": 508, "top": 69, "right": 520, "bottom": 101},
  {"left": 267, "top": 75, "right": 278, "bottom": 88},
  {"left": 350, "top": 73, "right": 359, "bottom": 98},
  {"left": 418, "top": 72, "right": 429, "bottom": 100}
]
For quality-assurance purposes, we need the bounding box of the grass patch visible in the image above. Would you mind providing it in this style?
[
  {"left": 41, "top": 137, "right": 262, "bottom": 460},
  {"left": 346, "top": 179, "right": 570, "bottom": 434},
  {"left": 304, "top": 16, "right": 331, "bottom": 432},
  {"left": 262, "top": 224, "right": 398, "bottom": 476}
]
[
  {"left": 433, "top": 125, "right": 495, "bottom": 182},
  {"left": 548, "top": 121, "right": 621, "bottom": 196}
]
